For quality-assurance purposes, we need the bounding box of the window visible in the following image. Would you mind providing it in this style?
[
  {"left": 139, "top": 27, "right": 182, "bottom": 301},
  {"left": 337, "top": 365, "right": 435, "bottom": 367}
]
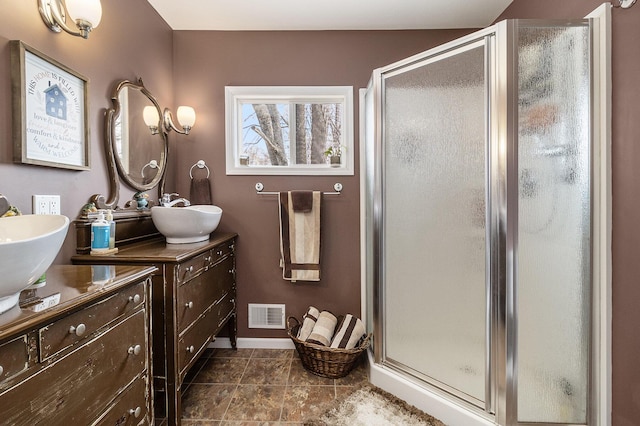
[{"left": 225, "top": 86, "right": 354, "bottom": 175}]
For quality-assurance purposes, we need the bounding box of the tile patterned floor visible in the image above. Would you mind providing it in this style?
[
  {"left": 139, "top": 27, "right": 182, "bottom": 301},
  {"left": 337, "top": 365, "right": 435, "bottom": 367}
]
[{"left": 155, "top": 347, "right": 369, "bottom": 425}]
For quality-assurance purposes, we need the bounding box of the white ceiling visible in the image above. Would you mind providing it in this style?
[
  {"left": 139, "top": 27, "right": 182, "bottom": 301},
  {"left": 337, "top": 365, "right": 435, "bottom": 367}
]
[{"left": 146, "top": 0, "right": 514, "bottom": 31}]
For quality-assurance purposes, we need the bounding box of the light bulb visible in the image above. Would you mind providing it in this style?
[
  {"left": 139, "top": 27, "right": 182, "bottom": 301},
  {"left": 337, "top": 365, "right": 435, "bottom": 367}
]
[
  {"left": 177, "top": 106, "right": 196, "bottom": 128},
  {"left": 65, "top": 0, "right": 102, "bottom": 28}
]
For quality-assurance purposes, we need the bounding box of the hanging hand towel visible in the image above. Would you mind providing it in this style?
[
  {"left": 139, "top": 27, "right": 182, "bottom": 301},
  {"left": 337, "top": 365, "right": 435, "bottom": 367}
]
[
  {"left": 190, "top": 177, "right": 212, "bottom": 205},
  {"left": 279, "top": 191, "right": 321, "bottom": 282},
  {"left": 306, "top": 311, "right": 337, "bottom": 346},
  {"left": 297, "top": 306, "right": 320, "bottom": 341},
  {"left": 330, "top": 314, "right": 366, "bottom": 350}
]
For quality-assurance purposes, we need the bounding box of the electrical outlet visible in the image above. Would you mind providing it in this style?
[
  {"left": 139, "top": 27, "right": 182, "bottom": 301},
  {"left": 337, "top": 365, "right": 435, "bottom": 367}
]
[
  {"left": 32, "top": 195, "right": 61, "bottom": 215},
  {"left": 49, "top": 196, "right": 60, "bottom": 215}
]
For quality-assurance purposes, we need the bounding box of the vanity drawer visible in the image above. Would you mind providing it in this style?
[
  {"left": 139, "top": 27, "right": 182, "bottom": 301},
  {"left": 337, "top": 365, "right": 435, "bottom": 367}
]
[
  {"left": 211, "top": 240, "right": 234, "bottom": 264},
  {"left": 178, "top": 309, "right": 215, "bottom": 377},
  {"left": 0, "top": 309, "right": 147, "bottom": 426},
  {"left": 214, "top": 291, "right": 235, "bottom": 331},
  {"left": 177, "top": 256, "right": 234, "bottom": 333},
  {"left": 176, "top": 251, "right": 212, "bottom": 284},
  {"left": 39, "top": 280, "right": 146, "bottom": 361},
  {"left": 92, "top": 374, "right": 149, "bottom": 426},
  {"left": 0, "top": 335, "right": 29, "bottom": 384}
]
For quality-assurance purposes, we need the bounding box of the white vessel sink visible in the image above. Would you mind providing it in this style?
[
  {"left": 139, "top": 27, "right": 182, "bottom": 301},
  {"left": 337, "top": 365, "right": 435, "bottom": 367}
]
[
  {"left": 151, "top": 205, "right": 222, "bottom": 244},
  {"left": 0, "top": 214, "right": 69, "bottom": 314}
]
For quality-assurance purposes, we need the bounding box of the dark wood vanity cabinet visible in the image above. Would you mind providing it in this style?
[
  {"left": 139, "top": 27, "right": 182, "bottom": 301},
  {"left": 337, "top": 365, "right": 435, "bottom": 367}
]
[
  {"left": 73, "top": 232, "right": 238, "bottom": 426},
  {"left": 0, "top": 265, "right": 155, "bottom": 426}
]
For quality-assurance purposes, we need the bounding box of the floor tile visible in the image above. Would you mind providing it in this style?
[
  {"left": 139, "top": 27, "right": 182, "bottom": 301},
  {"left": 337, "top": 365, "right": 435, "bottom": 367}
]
[
  {"left": 182, "top": 384, "right": 236, "bottom": 421},
  {"left": 287, "top": 360, "right": 333, "bottom": 386},
  {"left": 335, "top": 386, "right": 356, "bottom": 399},
  {"left": 184, "top": 355, "right": 211, "bottom": 384},
  {"left": 251, "top": 349, "right": 294, "bottom": 359},
  {"left": 334, "top": 358, "right": 369, "bottom": 386},
  {"left": 240, "top": 358, "right": 291, "bottom": 385},
  {"left": 155, "top": 347, "right": 372, "bottom": 424},
  {"left": 194, "top": 357, "right": 249, "bottom": 384},
  {"left": 223, "top": 385, "right": 286, "bottom": 422},
  {"left": 280, "top": 386, "right": 336, "bottom": 422}
]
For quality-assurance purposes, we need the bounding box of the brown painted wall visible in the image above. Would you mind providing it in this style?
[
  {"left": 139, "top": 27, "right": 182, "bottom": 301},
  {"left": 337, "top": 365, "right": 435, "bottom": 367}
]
[
  {"left": 496, "top": 1, "right": 640, "bottom": 424},
  {"left": 0, "top": 0, "right": 173, "bottom": 263},
  {"left": 170, "top": 30, "right": 472, "bottom": 338},
  {"left": 4, "top": 1, "right": 636, "bottom": 422}
]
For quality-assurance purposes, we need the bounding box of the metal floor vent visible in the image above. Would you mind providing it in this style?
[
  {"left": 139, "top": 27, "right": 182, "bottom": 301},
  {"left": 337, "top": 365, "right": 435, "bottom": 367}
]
[{"left": 248, "top": 304, "right": 286, "bottom": 329}]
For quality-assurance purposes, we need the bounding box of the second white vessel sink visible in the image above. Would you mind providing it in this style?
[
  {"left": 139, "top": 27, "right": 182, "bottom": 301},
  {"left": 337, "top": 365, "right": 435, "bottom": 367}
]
[{"left": 151, "top": 205, "right": 222, "bottom": 244}]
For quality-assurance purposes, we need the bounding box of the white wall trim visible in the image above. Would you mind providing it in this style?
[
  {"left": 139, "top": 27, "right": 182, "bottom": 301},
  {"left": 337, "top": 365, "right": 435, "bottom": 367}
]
[
  {"left": 359, "top": 87, "right": 368, "bottom": 324},
  {"left": 209, "top": 337, "right": 295, "bottom": 350},
  {"left": 586, "top": 4, "right": 612, "bottom": 426}
]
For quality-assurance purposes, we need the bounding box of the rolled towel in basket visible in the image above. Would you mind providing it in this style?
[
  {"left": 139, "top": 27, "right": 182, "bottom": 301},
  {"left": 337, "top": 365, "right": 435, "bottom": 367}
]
[
  {"left": 330, "top": 314, "right": 366, "bottom": 350},
  {"left": 297, "top": 306, "right": 320, "bottom": 341},
  {"left": 306, "top": 311, "right": 337, "bottom": 346}
]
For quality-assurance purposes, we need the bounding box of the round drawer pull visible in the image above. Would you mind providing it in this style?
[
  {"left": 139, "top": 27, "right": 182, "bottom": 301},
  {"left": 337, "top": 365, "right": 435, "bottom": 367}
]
[
  {"left": 0, "top": 365, "right": 4, "bottom": 376},
  {"left": 186, "top": 266, "right": 194, "bottom": 273},
  {"left": 205, "top": 256, "right": 212, "bottom": 262},
  {"left": 69, "top": 323, "right": 86, "bottom": 337},
  {"left": 128, "top": 294, "right": 142, "bottom": 304},
  {"left": 128, "top": 344, "right": 142, "bottom": 356},
  {"left": 129, "top": 407, "right": 142, "bottom": 418},
  {"left": 186, "top": 345, "right": 195, "bottom": 353},
  {"left": 216, "top": 250, "right": 223, "bottom": 256},
  {"left": 185, "top": 301, "right": 194, "bottom": 309}
]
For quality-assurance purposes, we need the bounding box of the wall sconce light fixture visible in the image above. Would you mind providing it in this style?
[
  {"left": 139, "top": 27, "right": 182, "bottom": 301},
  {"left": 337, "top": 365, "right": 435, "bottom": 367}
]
[
  {"left": 143, "top": 106, "right": 196, "bottom": 135},
  {"left": 39, "top": 0, "right": 102, "bottom": 39},
  {"left": 164, "top": 107, "right": 196, "bottom": 135}
]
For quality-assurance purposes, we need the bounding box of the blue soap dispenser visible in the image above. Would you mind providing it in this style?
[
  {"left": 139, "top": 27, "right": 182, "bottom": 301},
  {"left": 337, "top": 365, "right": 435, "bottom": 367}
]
[{"left": 91, "top": 210, "right": 110, "bottom": 253}]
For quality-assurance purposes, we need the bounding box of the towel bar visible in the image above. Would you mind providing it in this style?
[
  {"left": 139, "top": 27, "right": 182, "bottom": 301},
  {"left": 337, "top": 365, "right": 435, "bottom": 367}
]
[{"left": 255, "top": 182, "right": 342, "bottom": 195}]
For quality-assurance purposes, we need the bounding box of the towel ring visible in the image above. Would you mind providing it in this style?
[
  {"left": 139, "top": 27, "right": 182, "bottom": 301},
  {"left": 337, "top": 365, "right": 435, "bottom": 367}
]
[
  {"left": 189, "top": 160, "right": 210, "bottom": 179},
  {"left": 141, "top": 159, "right": 158, "bottom": 177}
]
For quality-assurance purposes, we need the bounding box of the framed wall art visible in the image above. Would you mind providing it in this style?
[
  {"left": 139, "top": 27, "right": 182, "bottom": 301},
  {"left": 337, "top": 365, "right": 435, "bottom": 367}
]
[{"left": 10, "top": 40, "right": 90, "bottom": 170}]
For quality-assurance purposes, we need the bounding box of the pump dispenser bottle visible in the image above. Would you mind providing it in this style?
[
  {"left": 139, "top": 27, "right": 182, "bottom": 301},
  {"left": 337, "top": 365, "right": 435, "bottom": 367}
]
[
  {"left": 91, "top": 211, "right": 110, "bottom": 253},
  {"left": 106, "top": 209, "right": 116, "bottom": 249}
]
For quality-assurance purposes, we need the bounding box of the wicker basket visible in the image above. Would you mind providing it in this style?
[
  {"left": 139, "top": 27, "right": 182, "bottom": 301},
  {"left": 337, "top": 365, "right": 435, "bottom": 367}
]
[{"left": 287, "top": 316, "right": 371, "bottom": 379}]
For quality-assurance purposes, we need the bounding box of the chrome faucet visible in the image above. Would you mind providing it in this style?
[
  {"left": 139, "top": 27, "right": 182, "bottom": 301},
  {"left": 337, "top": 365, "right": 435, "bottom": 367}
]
[{"left": 160, "top": 193, "right": 191, "bottom": 207}]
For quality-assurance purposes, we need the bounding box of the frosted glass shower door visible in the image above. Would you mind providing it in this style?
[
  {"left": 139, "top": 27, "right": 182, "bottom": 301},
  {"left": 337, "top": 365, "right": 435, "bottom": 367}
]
[
  {"left": 382, "top": 40, "right": 489, "bottom": 404},
  {"left": 515, "top": 22, "right": 591, "bottom": 424}
]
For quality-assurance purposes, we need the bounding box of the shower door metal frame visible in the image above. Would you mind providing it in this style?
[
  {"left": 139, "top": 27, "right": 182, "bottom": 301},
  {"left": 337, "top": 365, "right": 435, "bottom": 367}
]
[
  {"left": 369, "top": 18, "right": 602, "bottom": 426},
  {"left": 371, "top": 26, "right": 503, "bottom": 422}
]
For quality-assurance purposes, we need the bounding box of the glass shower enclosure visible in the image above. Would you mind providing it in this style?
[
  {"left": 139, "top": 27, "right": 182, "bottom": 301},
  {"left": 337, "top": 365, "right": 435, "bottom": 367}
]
[{"left": 363, "top": 19, "right": 594, "bottom": 425}]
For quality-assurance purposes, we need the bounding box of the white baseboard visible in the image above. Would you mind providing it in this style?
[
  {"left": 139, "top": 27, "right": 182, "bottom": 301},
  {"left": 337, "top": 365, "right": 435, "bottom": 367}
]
[{"left": 208, "top": 337, "right": 295, "bottom": 350}]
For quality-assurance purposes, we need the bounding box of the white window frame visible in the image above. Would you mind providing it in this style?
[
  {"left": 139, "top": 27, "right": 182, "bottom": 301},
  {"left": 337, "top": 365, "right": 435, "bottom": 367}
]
[{"left": 225, "top": 86, "right": 354, "bottom": 175}]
